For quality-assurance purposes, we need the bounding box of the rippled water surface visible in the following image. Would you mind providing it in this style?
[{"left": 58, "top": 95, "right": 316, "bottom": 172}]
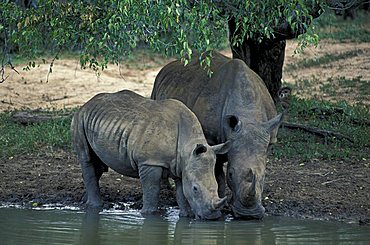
[{"left": 0, "top": 206, "right": 369, "bottom": 244}]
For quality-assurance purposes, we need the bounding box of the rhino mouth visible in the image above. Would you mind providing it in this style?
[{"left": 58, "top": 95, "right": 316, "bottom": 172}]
[
  {"left": 231, "top": 202, "right": 265, "bottom": 220},
  {"left": 196, "top": 210, "right": 222, "bottom": 220}
]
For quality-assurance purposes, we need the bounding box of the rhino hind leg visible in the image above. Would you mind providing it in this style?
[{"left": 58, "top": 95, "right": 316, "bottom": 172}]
[
  {"left": 82, "top": 160, "right": 107, "bottom": 208},
  {"left": 138, "top": 165, "right": 163, "bottom": 215},
  {"left": 79, "top": 154, "right": 108, "bottom": 206},
  {"left": 75, "top": 137, "right": 106, "bottom": 208}
]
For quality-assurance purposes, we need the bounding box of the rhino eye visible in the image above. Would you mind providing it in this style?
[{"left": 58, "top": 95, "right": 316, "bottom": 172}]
[
  {"left": 192, "top": 186, "right": 199, "bottom": 193},
  {"left": 228, "top": 168, "right": 235, "bottom": 180}
]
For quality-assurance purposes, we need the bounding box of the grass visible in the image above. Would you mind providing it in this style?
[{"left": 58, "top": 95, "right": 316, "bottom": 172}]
[
  {"left": 286, "top": 76, "right": 370, "bottom": 107},
  {"left": 321, "top": 76, "right": 370, "bottom": 98},
  {"left": 273, "top": 96, "right": 369, "bottom": 161},
  {"left": 284, "top": 49, "right": 365, "bottom": 72},
  {"left": 0, "top": 109, "right": 74, "bottom": 158},
  {"left": 314, "top": 9, "right": 370, "bottom": 42}
]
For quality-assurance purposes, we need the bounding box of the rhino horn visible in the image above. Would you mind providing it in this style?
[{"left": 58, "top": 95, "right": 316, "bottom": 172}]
[
  {"left": 248, "top": 175, "right": 256, "bottom": 197},
  {"left": 262, "top": 113, "right": 284, "bottom": 133},
  {"left": 211, "top": 141, "right": 232, "bottom": 155},
  {"left": 212, "top": 196, "right": 228, "bottom": 210}
]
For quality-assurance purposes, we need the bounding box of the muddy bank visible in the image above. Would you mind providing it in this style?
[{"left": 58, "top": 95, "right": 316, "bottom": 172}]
[{"left": 1, "top": 149, "right": 368, "bottom": 224}]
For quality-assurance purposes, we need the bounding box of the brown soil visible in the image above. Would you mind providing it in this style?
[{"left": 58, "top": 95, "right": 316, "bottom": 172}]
[{"left": 0, "top": 40, "right": 369, "bottom": 224}]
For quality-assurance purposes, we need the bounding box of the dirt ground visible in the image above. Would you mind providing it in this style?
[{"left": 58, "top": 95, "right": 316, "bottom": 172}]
[
  {"left": 0, "top": 40, "right": 369, "bottom": 224},
  {"left": 1, "top": 40, "right": 369, "bottom": 111}
]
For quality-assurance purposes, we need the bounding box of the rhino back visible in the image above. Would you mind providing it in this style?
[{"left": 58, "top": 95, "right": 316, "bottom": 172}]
[
  {"left": 152, "top": 51, "right": 277, "bottom": 144},
  {"left": 73, "top": 90, "right": 192, "bottom": 176}
]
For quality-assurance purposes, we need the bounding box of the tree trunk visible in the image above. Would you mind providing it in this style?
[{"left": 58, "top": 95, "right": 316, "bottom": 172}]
[{"left": 228, "top": 19, "right": 286, "bottom": 103}]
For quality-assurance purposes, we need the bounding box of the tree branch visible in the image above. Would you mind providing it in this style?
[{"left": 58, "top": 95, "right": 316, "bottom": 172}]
[
  {"left": 281, "top": 122, "right": 354, "bottom": 143},
  {"left": 11, "top": 110, "right": 73, "bottom": 125},
  {"left": 46, "top": 51, "right": 60, "bottom": 83},
  {"left": 0, "top": 56, "right": 7, "bottom": 83}
]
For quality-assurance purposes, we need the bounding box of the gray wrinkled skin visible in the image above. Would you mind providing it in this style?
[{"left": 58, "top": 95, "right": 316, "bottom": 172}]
[
  {"left": 151, "top": 52, "right": 283, "bottom": 219},
  {"left": 71, "top": 90, "right": 229, "bottom": 220}
]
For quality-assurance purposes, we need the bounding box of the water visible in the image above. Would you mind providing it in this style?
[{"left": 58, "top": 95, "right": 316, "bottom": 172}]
[{"left": 0, "top": 206, "right": 369, "bottom": 245}]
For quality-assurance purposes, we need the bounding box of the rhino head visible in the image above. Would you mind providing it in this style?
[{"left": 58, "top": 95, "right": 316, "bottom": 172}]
[
  {"left": 182, "top": 142, "right": 231, "bottom": 220},
  {"left": 224, "top": 114, "right": 283, "bottom": 219}
]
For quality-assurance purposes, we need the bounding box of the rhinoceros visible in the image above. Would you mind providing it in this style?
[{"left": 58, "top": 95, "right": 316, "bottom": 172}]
[
  {"left": 71, "top": 90, "right": 230, "bottom": 219},
  {"left": 151, "top": 51, "right": 284, "bottom": 219}
]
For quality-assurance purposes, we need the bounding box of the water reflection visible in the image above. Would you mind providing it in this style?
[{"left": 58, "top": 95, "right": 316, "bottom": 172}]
[
  {"left": 1, "top": 206, "right": 369, "bottom": 245},
  {"left": 139, "top": 215, "right": 171, "bottom": 245},
  {"left": 80, "top": 208, "right": 100, "bottom": 245},
  {"left": 78, "top": 208, "right": 370, "bottom": 245},
  {"left": 174, "top": 217, "right": 272, "bottom": 245}
]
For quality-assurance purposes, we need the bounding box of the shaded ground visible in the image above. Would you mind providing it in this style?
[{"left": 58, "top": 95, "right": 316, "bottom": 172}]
[{"left": 0, "top": 40, "right": 369, "bottom": 224}]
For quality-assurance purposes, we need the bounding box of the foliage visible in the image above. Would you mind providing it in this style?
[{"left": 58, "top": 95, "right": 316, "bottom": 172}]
[{"left": 0, "top": 0, "right": 326, "bottom": 72}]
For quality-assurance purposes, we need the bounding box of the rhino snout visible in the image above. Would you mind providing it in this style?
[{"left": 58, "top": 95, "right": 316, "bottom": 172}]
[
  {"left": 236, "top": 174, "right": 257, "bottom": 206},
  {"left": 211, "top": 196, "right": 228, "bottom": 210},
  {"left": 197, "top": 209, "right": 222, "bottom": 220},
  {"left": 231, "top": 202, "right": 265, "bottom": 220},
  {"left": 231, "top": 175, "right": 265, "bottom": 219},
  {"left": 203, "top": 210, "right": 222, "bottom": 220},
  {"left": 247, "top": 175, "right": 256, "bottom": 197},
  {"left": 194, "top": 197, "right": 227, "bottom": 220}
]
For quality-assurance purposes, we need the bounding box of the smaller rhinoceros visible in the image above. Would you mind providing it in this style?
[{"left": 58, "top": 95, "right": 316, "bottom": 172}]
[{"left": 71, "top": 90, "right": 230, "bottom": 219}]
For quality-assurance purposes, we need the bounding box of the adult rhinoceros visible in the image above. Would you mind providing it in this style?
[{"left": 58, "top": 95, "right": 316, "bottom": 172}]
[
  {"left": 71, "top": 90, "right": 230, "bottom": 220},
  {"left": 151, "top": 51, "right": 284, "bottom": 219}
]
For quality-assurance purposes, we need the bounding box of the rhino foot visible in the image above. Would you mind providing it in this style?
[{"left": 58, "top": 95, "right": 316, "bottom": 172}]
[
  {"left": 140, "top": 207, "right": 161, "bottom": 216},
  {"left": 179, "top": 209, "right": 195, "bottom": 218},
  {"left": 85, "top": 205, "right": 103, "bottom": 213},
  {"left": 200, "top": 210, "right": 222, "bottom": 220},
  {"left": 86, "top": 200, "right": 103, "bottom": 209}
]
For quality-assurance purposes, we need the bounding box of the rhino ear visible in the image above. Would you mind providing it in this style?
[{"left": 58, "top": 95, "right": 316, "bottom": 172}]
[
  {"left": 225, "top": 115, "right": 242, "bottom": 133},
  {"left": 262, "top": 113, "right": 284, "bottom": 133},
  {"left": 211, "top": 140, "right": 231, "bottom": 155},
  {"left": 193, "top": 144, "right": 207, "bottom": 156}
]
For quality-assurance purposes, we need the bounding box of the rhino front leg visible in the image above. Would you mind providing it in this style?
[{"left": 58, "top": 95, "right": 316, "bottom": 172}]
[
  {"left": 175, "top": 179, "right": 194, "bottom": 218},
  {"left": 139, "top": 165, "right": 163, "bottom": 215}
]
